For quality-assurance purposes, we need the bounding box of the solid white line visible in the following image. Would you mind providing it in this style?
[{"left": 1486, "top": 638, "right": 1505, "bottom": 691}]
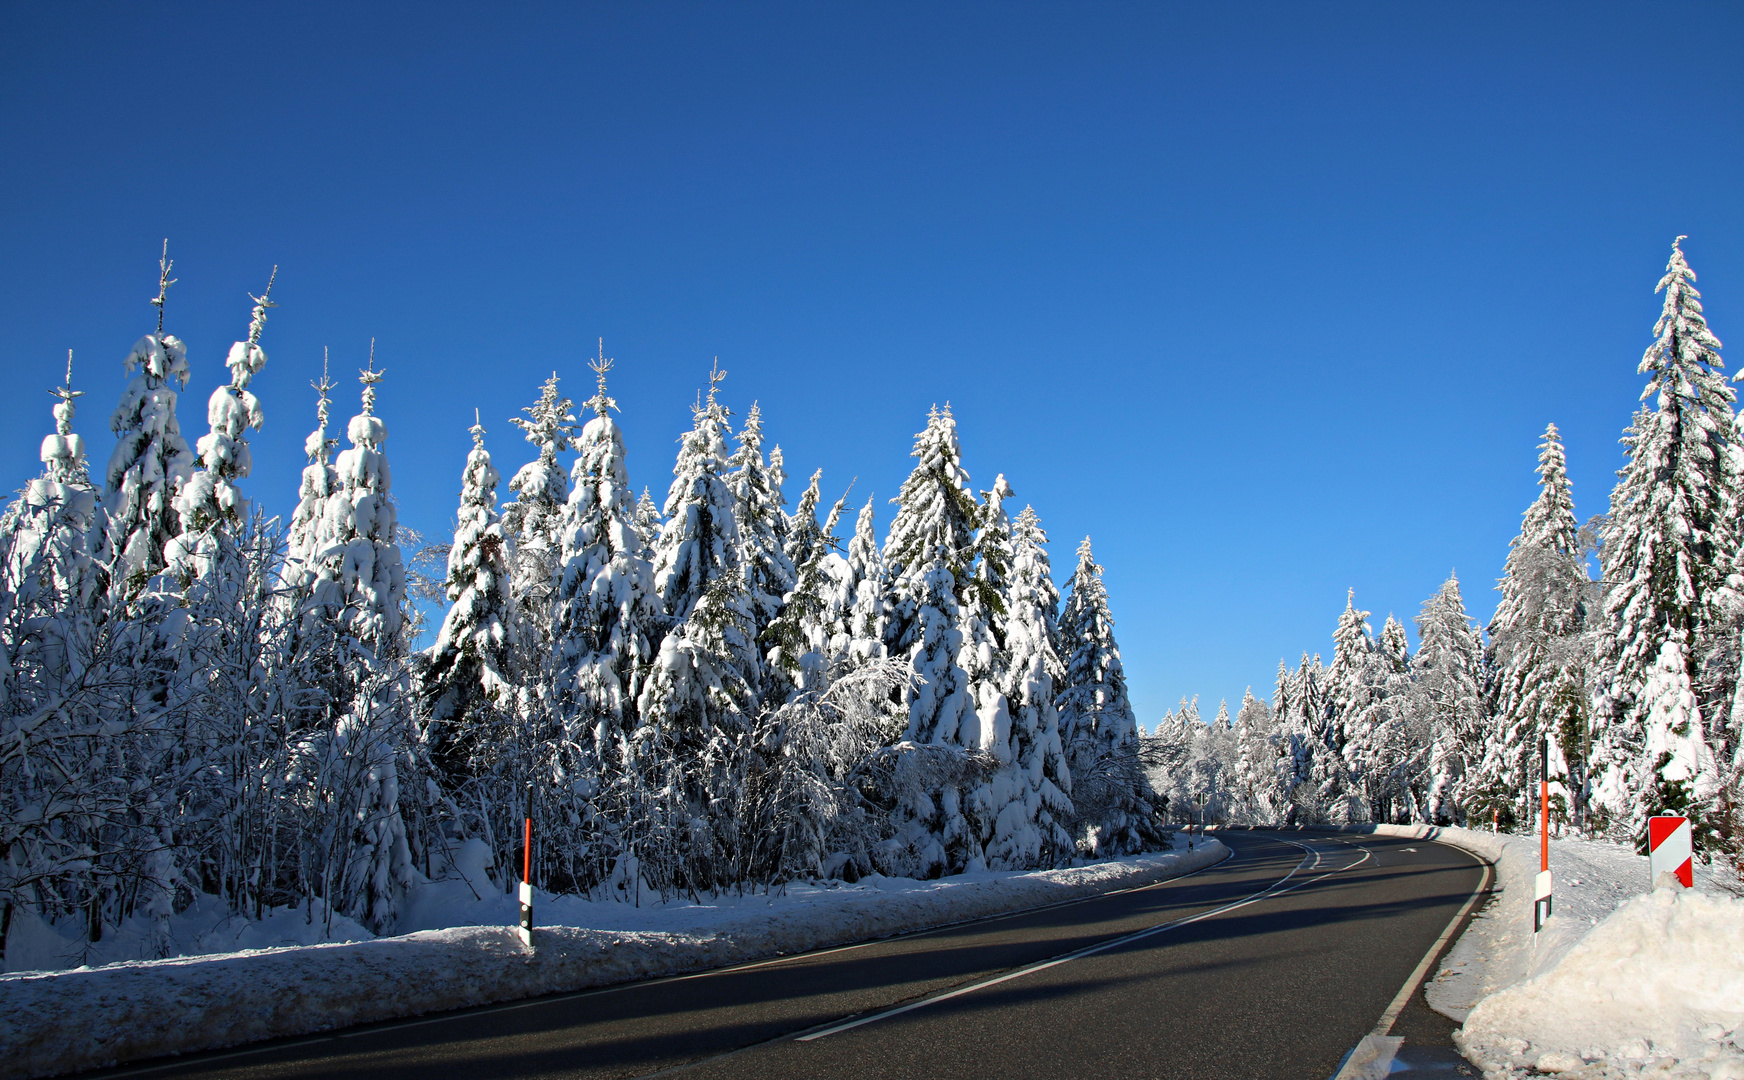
[
  {"left": 1370, "top": 844, "right": 1493, "bottom": 1037},
  {"left": 798, "top": 836, "right": 1370, "bottom": 1042}
]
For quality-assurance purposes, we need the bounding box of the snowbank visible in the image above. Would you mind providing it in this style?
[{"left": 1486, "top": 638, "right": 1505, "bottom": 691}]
[
  {"left": 0, "top": 840, "right": 1225, "bottom": 1080},
  {"left": 1456, "top": 883, "right": 1744, "bottom": 1079},
  {"left": 1274, "top": 823, "right": 1744, "bottom": 1078}
]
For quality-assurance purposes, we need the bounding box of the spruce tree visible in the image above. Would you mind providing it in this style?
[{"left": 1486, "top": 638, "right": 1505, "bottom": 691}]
[
  {"left": 1056, "top": 536, "right": 1158, "bottom": 854},
  {"left": 173, "top": 269, "right": 275, "bottom": 538},
  {"left": 959, "top": 476, "right": 1018, "bottom": 869},
  {"left": 283, "top": 356, "right": 340, "bottom": 603},
  {"left": 103, "top": 244, "right": 195, "bottom": 591},
  {"left": 1409, "top": 573, "right": 1485, "bottom": 824},
  {"left": 1479, "top": 424, "right": 1587, "bottom": 831},
  {"left": 2, "top": 353, "right": 103, "bottom": 627},
  {"left": 729, "top": 402, "right": 796, "bottom": 690},
  {"left": 877, "top": 406, "right": 987, "bottom": 873},
  {"left": 763, "top": 471, "right": 850, "bottom": 691},
  {"left": 310, "top": 347, "right": 407, "bottom": 660},
  {"left": 1595, "top": 237, "right": 1733, "bottom": 838},
  {"left": 551, "top": 352, "right": 659, "bottom": 756},
  {"left": 845, "top": 496, "right": 889, "bottom": 664},
  {"left": 639, "top": 365, "right": 758, "bottom": 756},
  {"left": 503, "top": 371, "right": 578, "bottom": 658},
  {"left": 419, "top": 411, "right": 518, "bottom": 781},
  {"left": 994, "top": 505, "right": 1074, "bottom": 866}
]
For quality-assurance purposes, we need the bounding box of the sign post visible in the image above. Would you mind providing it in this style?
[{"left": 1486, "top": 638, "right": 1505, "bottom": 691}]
[
  {"left": 518, "top": 807, "right": 534, "bottom": 946},
  {"left": 1648, "top": 815, "right": 1693, "bottom": 888},
  {"left": 1535, "top": 737, "right": 1553, "bottom": 932}
]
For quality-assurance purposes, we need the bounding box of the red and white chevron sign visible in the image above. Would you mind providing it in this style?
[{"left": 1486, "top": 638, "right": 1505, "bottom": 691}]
[{"left": 1648, "top": 815, "right": 1693, "bottom": 889}]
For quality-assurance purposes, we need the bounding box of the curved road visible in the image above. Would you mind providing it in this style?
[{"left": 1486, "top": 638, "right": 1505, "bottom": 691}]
[{"left": 91, "top": 831, "right": 1489, "bottom": 1080}]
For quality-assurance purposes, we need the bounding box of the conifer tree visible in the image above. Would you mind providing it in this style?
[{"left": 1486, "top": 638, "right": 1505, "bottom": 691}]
[
  {"left": 875, "top": 406, "right": 988, "bottom": 872},
  {"left": 1325, "top": 590, "right": 1373, "bottom": 753},
  {"left": 845, "top": 496, "right": 889, "bottom": 664},
  {"left": 173, "top": 269, "right": 275, "bottom": 540},
  {"left": 310, "top": 347, "right": 407, "bottom": 659},
  {"left": 763, "top": 471, "right": 849, "bottom": 691},
  {"left": 1409, "top": 573, "right": 1485, "bottom": 824},
  {"left": 2, "top": 353, "right": 103, "bottom": 626},
  {"left": 1230, "top": 688, "right": 1276, "bottom": 823},
  {"left": 283, "top": 356, "right": 340, "bottom": 603},
  {"left": 883, "top": 406, "right": 980, "bottom": 742},
  {"left": 993, "top": 505, "right": 1074, "bottom": 866},
  {"left": 1056, "top": 537, "right": 1157, "bottom": 854},
  {"left": 1478, "top": 424, "right": 1587, "bottom": 830},
  {"left": 551, "top": 351, "right": 659, "bottom": 755},
  {"left": 419, "top": 411, "right": 517, "bottom": 779},
  {"left": 633, "top": 488, "right": 661, "bottom": 559},
  {"left": 640, "top": 365, "right": 758, "bottom": 755},
  {"left": 502, "top": 371, "right": 578, "bottom": 654},
  {"left": 104, "top": 243, "right": 195, "bottom": 591},
  {"left": 1595, "top": 237, "right": 1733, "bottom": 838},
  {"left": 958, "top": 476, "right": 1017, "bottom": 868},
  {"left": 729, "top": 402, "right": 796, "bottom": 689},
  {"left": 652, "top": 364, "right": 742, "bottom": 623}
]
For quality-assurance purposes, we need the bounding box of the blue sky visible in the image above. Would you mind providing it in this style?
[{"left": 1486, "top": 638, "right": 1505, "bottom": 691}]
[{"left": 2, "top": 2, "right": 1740, "bottom": 726}]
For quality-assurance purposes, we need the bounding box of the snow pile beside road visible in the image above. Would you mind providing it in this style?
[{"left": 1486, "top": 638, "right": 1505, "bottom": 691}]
[
  {"left": 0, "top": 839, "right": 1225, "bottom": 1080},
  {"left": 1456, "top": 883, "right": 1744, "bottom": 1079}
]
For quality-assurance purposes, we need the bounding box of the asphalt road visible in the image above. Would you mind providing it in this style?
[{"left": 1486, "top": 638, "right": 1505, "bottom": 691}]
[{"left": 93, "top": 831, "right": 1489, "bottom": 1080}]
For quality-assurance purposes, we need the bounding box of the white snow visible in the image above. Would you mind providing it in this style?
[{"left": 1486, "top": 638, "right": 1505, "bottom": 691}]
[
  {"left": 1309, "top": 823, "right": 1744, "bottom": 1080},
  {"left": 1457, "top": 883, "right": 1744, "bottom": 1079},
  {"left": 0, "top": 838, "right": 1224, "bottom": 1079}
]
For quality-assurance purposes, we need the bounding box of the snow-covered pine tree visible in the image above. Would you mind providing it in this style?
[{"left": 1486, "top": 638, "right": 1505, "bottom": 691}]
[
  {"left": 762, "top": 470, "right": 851, "bottom": 691},
  {"left": 1230, "top": 687, "right": 1278, "bottom": 824},
  {"left": 728, "top": 402, "right": 796, "bottom": 699},
  {"left": 551, "top": 351, "right": 659, "bottom": 760},
  {"left": 1594, "top": 238, "right": 1733, "bottom": 841},
  {"left": 995, "top": 505, "right": 1074, "bottom": 866},
  {"left": 636, "top": 366, "right": 763, "bottom": 890},
  {"left": 1, "top": 352, "right": 104, "bottom": 673},
  {"left": 502, "top": 371, "right": 578, "bottom": 663},
  {"left": 1056, "top": 536, "right": 1159, "bottom": 855},
  {"left": 1325, "top": 591, "right": 1373, "bottom": 756},
  {"left": 419, "top": 411, "right": 517, "bottom": 783},
  {"left": 651, "top": 364, "right": 743, "bottom": 625},
  {"left": 844, "top": 496, "right": 889, "bottom": 664},
  {"left": 959, "top": 476, "right": 1021, "bottom": 869},
  {"left": 103, "top": 243, "right": 195, "bottom": 592},
  {"left": 1314, "top": 596, "right": 1371, "bottom": 824},
  {"left": 1409, "top": 573, "right": 1486, "bottom": 825},
  {"left": 310, "top": 346, "right": 407, "bottom": 660},
  {"left": 878, "top": 406, "right": 985, "bottom": 874},
  {"left": 173, "top": 269, "right": 275, "bottom": 538},
  {"left": 633, "top": 488, "right": 661, "bottom": 559},
  {"left": 283, "top": 355, "right": 340, "bottom": 604},
  {"left": 1477, "top": 423, "right": 1588, "bottom": 831}
]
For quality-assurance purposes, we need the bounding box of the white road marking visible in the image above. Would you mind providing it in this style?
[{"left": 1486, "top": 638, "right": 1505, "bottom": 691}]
[
  {"left": 797, "top": 836, "right": 1370, "bottom": 1042},
  {"left": 1370, "top": 843, "right": 1493, "bottom": 1037}
]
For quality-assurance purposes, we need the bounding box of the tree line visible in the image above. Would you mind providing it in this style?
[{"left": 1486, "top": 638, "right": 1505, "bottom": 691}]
[
  {"left": 1146, "top": 237, "right": 1743, "bottom": 884},
  {"left": 0, "top": 245, "right": 1159, "bottom": 960}
]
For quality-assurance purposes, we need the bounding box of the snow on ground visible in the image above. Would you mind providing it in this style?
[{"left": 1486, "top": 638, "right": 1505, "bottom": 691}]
[
  {"left": 0, "top": 836, "right": 1225, "bottom": 1080},
  {"left": 1456, "top": 882, "right": 1744, "bottom": 1079},
  {"left": 1304, "top": 824, "right": 1743, "bottom": 1079}
]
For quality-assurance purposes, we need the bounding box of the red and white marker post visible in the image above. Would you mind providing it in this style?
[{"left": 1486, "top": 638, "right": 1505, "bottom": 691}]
[
  {"left": 1534, "top": 736, "right": 1553, "bottom": 933},
  {"left": 1648, "top": 815, "right": 1693, "bottom": 889},
  {"left": 518, "top": 814, "right": 534, "bottom": 946}
]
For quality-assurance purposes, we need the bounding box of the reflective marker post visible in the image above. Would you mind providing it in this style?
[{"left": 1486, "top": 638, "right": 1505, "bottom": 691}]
[
  {"left": 518, "top": 814, "right": 534, "bottom": 946},
  {"left": 1535, "top": 736, "right": 1553, "bottom": 933}
]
